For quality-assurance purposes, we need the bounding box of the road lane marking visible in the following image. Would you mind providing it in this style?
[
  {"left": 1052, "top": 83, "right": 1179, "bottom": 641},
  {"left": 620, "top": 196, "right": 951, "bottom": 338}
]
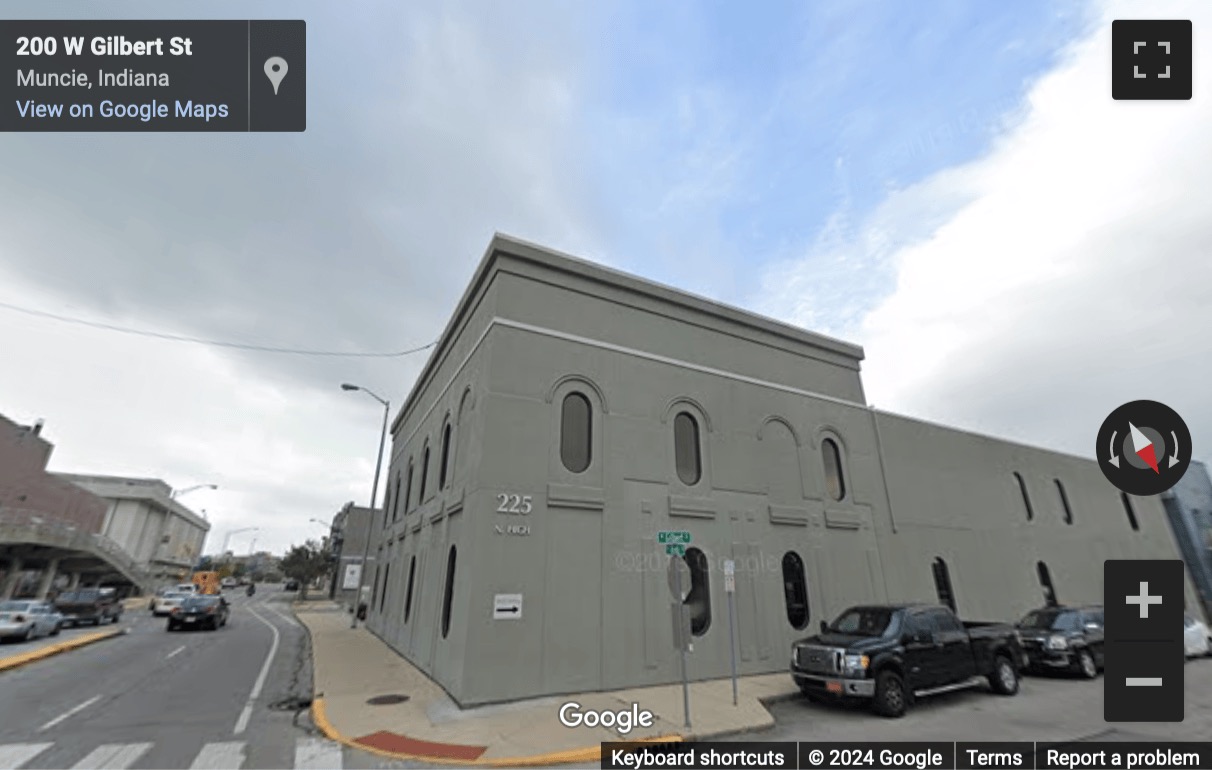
[
  {"left": 189, "top": 741, "right": 246, "bottom": 769},
  {"left": 294, "top": 736, "right": 343, "bottom": 770},
  {"left": 0, "top": 743, "right": 52, "bottom": 769},
  {"left": 264, "top": 602, "right": 300, "bottom": 628},
  {"left": 70, "top": 743, "right": 152, "bottom": 769},
  {"left": 233, "top": 605, "right": 280, "bottom": 735},
  {"left": 166, "top": 644, "right": 187, "bottom": 659},
  {"left": 39, "top": 694, "right": 101, "bottom": 731}
]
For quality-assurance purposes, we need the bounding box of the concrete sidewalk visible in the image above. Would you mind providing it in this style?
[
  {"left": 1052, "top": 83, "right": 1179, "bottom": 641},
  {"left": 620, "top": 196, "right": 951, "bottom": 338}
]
[{"left": 297, "top": 600, "right": 797, "bottom": 766}]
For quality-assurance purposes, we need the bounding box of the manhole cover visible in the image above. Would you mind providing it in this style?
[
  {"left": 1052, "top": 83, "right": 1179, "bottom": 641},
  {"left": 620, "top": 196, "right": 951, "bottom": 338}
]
[
  {"left": 268, "top": 697, "right": 313, "bottom": 711},
  {"left": 366, "top": 694, "right": 410, "bottom": 705}
]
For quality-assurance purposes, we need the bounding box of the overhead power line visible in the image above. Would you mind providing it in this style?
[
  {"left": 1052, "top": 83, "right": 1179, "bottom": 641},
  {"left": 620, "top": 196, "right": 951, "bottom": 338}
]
[{"left": 0, "top": 299, "right": 437, "bottom": 358}]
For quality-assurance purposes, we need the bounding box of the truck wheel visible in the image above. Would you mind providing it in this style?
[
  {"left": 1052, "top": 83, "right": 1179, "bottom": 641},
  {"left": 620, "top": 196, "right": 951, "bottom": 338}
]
[
  {"left": 1076, "top": 650, "right": 1097, "bottom": 679},
  {"left": 989, "top": 655, "right": 1019, "bottom": 695},
  {"left": 873, "top": 670, "right": 907, "bottom": 717}
]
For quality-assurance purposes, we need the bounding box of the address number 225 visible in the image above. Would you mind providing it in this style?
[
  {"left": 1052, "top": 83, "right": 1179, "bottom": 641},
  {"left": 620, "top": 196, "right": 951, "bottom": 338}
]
[{"left": 496, "top": 493, "right": 533, "bottom": 514}]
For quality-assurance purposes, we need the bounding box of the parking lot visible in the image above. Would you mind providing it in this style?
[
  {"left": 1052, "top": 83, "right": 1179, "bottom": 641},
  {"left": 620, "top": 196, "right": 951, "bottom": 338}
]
[{"left": 743, "top": 656, "right": 1212, "bottom": 744}]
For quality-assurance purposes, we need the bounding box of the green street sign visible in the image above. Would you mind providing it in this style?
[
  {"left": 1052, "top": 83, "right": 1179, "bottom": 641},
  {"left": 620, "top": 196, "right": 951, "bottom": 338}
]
[
  {"left": 665, "top": 544, "right": 686, "bottom": 556},
  {"left": 657, "top": 531, "right": 691, "bottom": 545}
]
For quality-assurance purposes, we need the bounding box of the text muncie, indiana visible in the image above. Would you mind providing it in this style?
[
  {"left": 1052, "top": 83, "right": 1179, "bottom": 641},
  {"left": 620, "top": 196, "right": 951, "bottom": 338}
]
[{"left": 18, "top": 69, "right": 170, "bottom": 88}]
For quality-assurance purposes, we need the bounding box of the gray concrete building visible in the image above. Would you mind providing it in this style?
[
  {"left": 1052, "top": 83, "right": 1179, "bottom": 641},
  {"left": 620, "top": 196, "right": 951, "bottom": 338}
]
[
  {"left": 327, "top": 502, "right": 376, "bottom": 608},
  {"left": 363, "top": 234, "right": 1203, "bottom": 707},
  {"left": 57, "top": 475, "right": 210, "bottom": 585},
  {"left": 1163, "top": 460, "right": 1212, "bottom": 619}
]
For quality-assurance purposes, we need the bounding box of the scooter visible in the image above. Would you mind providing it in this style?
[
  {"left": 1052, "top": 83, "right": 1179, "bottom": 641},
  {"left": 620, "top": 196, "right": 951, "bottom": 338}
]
[{"left": 246, "top": 584, "right": 256, "bottom": 597}]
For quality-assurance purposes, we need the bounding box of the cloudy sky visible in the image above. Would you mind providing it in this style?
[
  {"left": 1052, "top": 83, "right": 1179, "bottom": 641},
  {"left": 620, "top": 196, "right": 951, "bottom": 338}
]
[{"left": 2, "top": 0, "right": 1208, "bottom": 557}]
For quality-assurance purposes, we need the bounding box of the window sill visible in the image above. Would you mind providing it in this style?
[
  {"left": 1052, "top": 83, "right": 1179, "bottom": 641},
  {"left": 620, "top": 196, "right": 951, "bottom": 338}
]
[
  {"left": 546, "top": 483, "right": 605, "bottom": 510},
  {"left": 669, "top": 494, "right": 715, "bottom": 519},
  {"left": 768, "top": 505, "right": 811, "bottom": 526},
  {"left": 824, "top": 506, "right": 870, "bottom": 530}
]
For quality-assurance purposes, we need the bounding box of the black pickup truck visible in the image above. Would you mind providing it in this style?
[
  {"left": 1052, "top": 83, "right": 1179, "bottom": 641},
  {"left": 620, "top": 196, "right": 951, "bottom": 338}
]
[
  {"left": 54, "top": 588, "right": 123, "bottom": 627},
  {"left": 791, "top": 603, "right": 1026, "bottom": 717}
]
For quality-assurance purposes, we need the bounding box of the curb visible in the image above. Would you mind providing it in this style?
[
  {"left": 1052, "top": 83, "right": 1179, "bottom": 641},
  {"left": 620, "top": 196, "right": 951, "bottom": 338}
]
[
  {"left": 310, "top": 697, "right": 683, "bottom": 767},
  {"left": 0, "top": 627, "right": 125, "bottom": 673}
]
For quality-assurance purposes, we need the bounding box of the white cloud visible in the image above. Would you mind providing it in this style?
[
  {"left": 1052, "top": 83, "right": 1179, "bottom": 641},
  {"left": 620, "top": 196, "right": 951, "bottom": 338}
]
[
  {"left": 768, "top": 0, "right": 1212, "bottom": 466},
  {"left": 0, "top": 1, "right": 602, "bottom": 556}
]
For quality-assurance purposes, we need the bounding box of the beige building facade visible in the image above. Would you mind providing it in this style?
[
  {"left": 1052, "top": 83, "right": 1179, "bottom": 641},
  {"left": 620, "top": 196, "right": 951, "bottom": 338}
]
[
  {"left": 58, "top": 475, "right": 210, "bottom": 584},
  {"left": 363, "top": 235, "right": 1201, "bottom": 706}
]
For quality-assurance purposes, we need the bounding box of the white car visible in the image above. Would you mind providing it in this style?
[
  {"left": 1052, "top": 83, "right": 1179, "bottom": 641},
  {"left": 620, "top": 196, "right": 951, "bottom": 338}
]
[
  {"left": 152, "top": 591, "right": 191, "bottom": 617},
  {"left": 0, "top": 600, "right": 61, "bottom": 641},
  {"left": 1184, "top": 614, "right": 1210, "bottom": 657},
  {"left": 175, "top": 583, "right": 199, "bottom": 595}
]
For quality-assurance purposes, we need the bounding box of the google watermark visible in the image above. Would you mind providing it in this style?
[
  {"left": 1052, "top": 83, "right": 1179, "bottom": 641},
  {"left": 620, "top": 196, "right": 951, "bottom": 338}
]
[
  {"left": 558, "top": 702, "right": 655, "bottom": 735},
  {"left": 612, "top": 549, "right": 779, "bottom": 575}
]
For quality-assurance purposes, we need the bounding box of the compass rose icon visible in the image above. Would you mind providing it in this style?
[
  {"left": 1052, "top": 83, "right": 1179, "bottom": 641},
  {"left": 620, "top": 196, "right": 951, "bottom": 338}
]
[{"left": 1098, "top": 400, "right": 1192, "bottom": 495}]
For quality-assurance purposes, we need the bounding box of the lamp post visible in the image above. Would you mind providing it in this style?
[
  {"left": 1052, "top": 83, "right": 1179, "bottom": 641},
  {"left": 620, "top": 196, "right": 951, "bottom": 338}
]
[
  {"left": 171, "top": 483, "right": 218, "bottom": 500},
  {"left": 220, "top": 527, "right": 258, "bottom": 558},
  {"left": 341, "top": 382, "right": 389, "bottom": 629}
]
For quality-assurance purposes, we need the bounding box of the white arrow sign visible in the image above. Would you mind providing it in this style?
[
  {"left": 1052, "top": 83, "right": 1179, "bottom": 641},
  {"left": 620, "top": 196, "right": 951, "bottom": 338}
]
[{"left": 493, "top": 593, "right": 523, "bottom": 620}]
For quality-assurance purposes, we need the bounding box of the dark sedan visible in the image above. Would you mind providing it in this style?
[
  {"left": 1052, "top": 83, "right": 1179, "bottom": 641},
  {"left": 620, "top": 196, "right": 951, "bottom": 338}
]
[
  {"left": 167, "top": 595, "right": 230, "bottom": 631},
  {"left": 1016, "top": 605, "right": 1104, "bottom": 678}
]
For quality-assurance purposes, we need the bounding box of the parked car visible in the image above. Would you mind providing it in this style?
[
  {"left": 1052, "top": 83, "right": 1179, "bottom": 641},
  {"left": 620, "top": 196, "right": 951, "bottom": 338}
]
[
  {"left": 151, "top": 591, "right": 190, "bottom": 617},
  {"left": 790, "top": 603, "right": 1024, "bottom": 717},
  {"left": 54, "top": 588, "right": 123, "bottom": 627},
  {"left": 167, "top": 595, "right": 229, "bottom": 631},
  {"left": 1016, "top": 605, "right": 1104, "bottom": 678},
  {"left": 283, "top": 579, "right": 300, "bottom": 591},
  {"left": 0, "top": 600, "right": 61, "bottom": 642},
  {"left": 220, "top": 577, "right": 237, "bottom": 590},
  {"left": 1184, "top": 614, "right": 1211, "bottom": 657},
  {"left": 45, "top": 606, "right": 65, "bottom": 634}
]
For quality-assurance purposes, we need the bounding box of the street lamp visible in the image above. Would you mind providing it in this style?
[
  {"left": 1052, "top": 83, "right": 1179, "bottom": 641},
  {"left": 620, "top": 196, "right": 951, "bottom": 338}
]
[
  {"left": 220, "top": 527, "right": 258, "bottom": 557},
  {"left": 171, "top": 483, "right": 218, "bottom": 500},
  {"left": 341, "top": 382, "right": 390, "bottom": 629}
]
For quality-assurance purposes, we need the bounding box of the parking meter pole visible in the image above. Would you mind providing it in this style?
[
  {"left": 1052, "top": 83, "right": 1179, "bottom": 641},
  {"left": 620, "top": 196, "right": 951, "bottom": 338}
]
[
  {"left": 728, "top": 589, "right": 738, "bottom": 706},
  {"left": 674, "top": 563, "right": 691, "bottom": 730}
]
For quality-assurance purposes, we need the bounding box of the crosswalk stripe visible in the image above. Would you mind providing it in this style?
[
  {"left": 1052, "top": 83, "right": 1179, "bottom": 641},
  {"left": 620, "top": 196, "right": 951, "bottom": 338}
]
[
  {"left": 294, "top": 736, "right": 343, "bottom": 770},
  {"left": 190, "top": 741, "right": 246, "bottom": 769},
  {"left": 71, "top": 742, "right": 153, "bottom": 770},
  {"left": 0, "top": 743, "right": 52, "bottom": 769}
]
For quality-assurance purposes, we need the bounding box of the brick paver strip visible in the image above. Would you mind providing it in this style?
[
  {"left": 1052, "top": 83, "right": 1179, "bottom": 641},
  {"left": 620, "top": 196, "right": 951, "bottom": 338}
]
[{"left": 353, "top": 731, "right": 488, "bottom": 761}]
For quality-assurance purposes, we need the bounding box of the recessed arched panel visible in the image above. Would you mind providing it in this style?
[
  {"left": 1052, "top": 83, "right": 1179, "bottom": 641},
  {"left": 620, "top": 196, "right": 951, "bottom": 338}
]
[{"left": 759, "top": 418, "right": 802, "bottom": 504}]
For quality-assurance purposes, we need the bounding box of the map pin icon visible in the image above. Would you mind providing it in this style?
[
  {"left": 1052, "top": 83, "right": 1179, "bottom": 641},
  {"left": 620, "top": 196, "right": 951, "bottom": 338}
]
[{"left": 264, "top": 57, "right": 288, "bottom": 95}]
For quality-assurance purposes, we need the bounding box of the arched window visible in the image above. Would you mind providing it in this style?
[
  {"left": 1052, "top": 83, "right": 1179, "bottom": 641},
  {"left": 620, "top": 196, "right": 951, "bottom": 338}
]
[
  {"left": 1013, "top": 472, "right": 1034, "bottom": 521},
  {"left": 932, "top": 557, "right": 957, "bottom": 613},
  {"left": 404, "top": 460, "right": 414, "bottom": 513},
  {"left": 404, "top": 555, "right": 416, "bottom": 623},
  {"left": 782, "top": 552, "right": 810, "bottom": 629},
  {"left": 674, "top": 412, "right": 702, "bottom": 486},
  {"left": 560, "top": 392, "right": 592, "bottom": 473},
  {"left": 419, "top": 444, "right": 430, "bottom": 502},
  {"left": 378, "top": 563, "right": 391, "bottom": 613},
  {"left": 439, "top": 421, "right": 453, "bottom": 489},
  {"left": 683, "top": 547, "right": 711, "bottom": 636},
  {"left": 822, "top": 438, "right": 846, "bottom": 501},
  {"left": 392, "top": 475, "right": 402, "bottom": 522},
  {"left": 1037, "top": 561, "right": 1058, "bottom": 606},
  {"left": 1055, "top": 479, "right": 1073, "bottom": 524},
  {"left": 441, "top": 545, "right": 457, "bottom": 639},
  {"left": 1121, "top": 492, "right": 1139, "bottom": 531}
]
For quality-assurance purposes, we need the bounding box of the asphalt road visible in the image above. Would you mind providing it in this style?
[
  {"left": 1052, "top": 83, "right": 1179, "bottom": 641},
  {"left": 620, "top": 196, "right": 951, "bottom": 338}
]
[
  {"left": 0, "top": 589, "right": 325, "bottom": 770},
  {"left": 733, "top": 656, "right": 1212, "bottom": 744}
]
